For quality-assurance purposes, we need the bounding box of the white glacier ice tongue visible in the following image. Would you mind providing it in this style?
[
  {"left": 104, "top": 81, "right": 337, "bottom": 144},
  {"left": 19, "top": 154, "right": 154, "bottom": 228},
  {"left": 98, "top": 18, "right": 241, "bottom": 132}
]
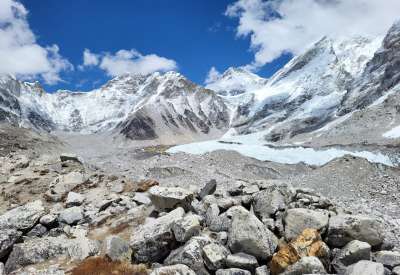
[
  {"left": 167, "top": 132, "right": 394, "bottom": 167},
  {"left": 383, "top": 125, "right": 400, "bottom": 139}
]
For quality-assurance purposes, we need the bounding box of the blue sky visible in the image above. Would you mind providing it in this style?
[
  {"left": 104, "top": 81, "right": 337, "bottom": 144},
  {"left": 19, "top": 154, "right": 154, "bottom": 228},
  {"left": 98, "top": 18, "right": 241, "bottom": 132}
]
[
  {"left": 2, "top": 0, "right": 398, "bottom": 92},
  {"left": 18, "top": 0, "right": 290, "bottom": 91}
]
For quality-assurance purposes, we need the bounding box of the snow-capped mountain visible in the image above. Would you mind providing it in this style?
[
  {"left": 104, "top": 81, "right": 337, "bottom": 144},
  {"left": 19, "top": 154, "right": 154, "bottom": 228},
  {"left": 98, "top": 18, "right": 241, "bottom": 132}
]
[
  {"left": 1, "top": 22, "right": 399, "bottom": 145},
  {"left": 0, "top": 72, "right": 229, "bottom": 142}
]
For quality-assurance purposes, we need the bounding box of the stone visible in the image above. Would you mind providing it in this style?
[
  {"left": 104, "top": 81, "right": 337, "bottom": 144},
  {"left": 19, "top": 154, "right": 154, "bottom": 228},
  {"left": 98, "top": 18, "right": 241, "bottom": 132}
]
[
  {"left": 26, "top": 224, "right": 47, "bottom": 238},
  {"left": 0, "top": 229, "right": 22, "bottom": 258},
  {"left": 327, "top": 215, "right": 384, "bottom": 247},
  {"left": 131, "top": 207, "right": 185, "bottom": 262},
  {"left": 60, "top": 153, "right": 82, "bottom": 164},
  {"left": 149, "top": 186, "right": 194, "bottom": 211},
  {"left": 65, "top": 192, "right": 84, "bottom": 207},
  {"left": 0, "top": 263, "right": 4, "bottom": 275},
  {"left": 255, "top": 265, "right": 270, "bottom": 275},
  {"left": 45, "top": 172, "right": 85, "bottom": 202},
  {"left": 344, "top": 260, "right": 385, "bottom": 275},
  {"left": 374, "top": 250, "right": 400, "bottom": 268},
  {"left": 242, "top": 185, "right": 259, "bottom": 195},
  {"left": 393, "top": 266, "right": 400, "bottom": 275},
  {"left": 284, "top": 208, "right": 329, "bottom": 241},
  {"left": 206, "top": 203, "right": 231, "bottom": 232},
  {"left": 103, "top": 235, "right": 131, "bottom": 262},
  {"left": 270, "top": 229, "right": 329, "bottom": 275},
  {"left": 136, "top": 179, "right": 159, "bottom": 192},
  {"left": 331, "top": 240, "right": 371, "bottom": 273},
  {"left": 203, "top": 243, "right": 230, "bottom": 270},
  {"left": 110, "top": 182, "right": 125, "bottom": 193},
  {"left": 172, "top": 213, "right": 201, "bottom": 242},
  {"left": 0, "top": 200, "right": 45, "bottom": 231},
  {"left": 227, "top": 206, "right": 278, "bottom": 260},
  {"left": 164, "top": 236, "right": 211, "bottom": 275},
  {"left": 150, "top": 264, "right": 196, "bottom": 275},
  {"left": 39, "top": 214, "right": 58, "bottom": 227},
  {"left": 226, "top": 253, "right": 259, "bottom": 272},
  {"left": 281, "top": 256, "right": 326, "bottom": 275},
  {"left": 132, "top": 192, "right": 152, "bottom": 205},
  {"left": 216, "top": 268, "right": 251, "bottom": 275},
  {"left": 198, "top": 179, "right": 217, "bottom": 199},
  {"left": 5, "top": 236, "right": 70, "bottom": 273},
  {"left": 58, "top": 206, "right": 83, "bottom": 225}
]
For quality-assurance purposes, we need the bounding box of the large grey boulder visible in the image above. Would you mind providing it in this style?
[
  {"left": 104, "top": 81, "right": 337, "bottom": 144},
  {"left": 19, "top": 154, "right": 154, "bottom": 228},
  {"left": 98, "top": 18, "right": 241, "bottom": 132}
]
[
  {"left": 216, "top": 268, "right": 251, "bottom": 275},
  {"left": 344, "top": 260, "right": 385, "bottom": 275},
  {"left": 0, "top": 229, "right": 22, "bottom": 258},
  {"left": 332, "top": 240, "right": 371, "bottom": 274},
  {"left": 225, "top": 253, "right": 259, "bottom": 272},
  {"left": 255, "top": 265, "right": 270, "bottom": 275},
  {"left": 172, "top": 213, "right": 201, "bottom": 242},
  {"left": 227, "top": 206, "right": 278, "bottom": 260},
  {"left": 393, "top": 266, "right": 400, "bottom": 275},
  {"left": 327, "top": 215, "right": 384, "bottom": 247},
  {"left": 103, "top": 235, "right": 131, "bottom": 262},
  {"left": 203, "top": 243, "right": 230, "bottom": 271},
  {"left": 149, "top": 186, "right": 194, "bottom": 211},
  {"left": 0, "top": 200, "right": 45, "bottom": 231},
  {"left": 150, "top": 264, "right": 196, "bottom": 275},
  {"left": 252, "top": 189, "right": 287, "bottom": 221},
  {"left": 0, "top": 263, "right": 4, "bottom": 275},
  {"left": 5, "top": 236, "right": 69, "bottom": 273},
  {"left": 131, "top": 207, "right": 185, "bottom": 262},
  {"left": 374, "top": 250, "right": 400, "bottom": 268},
  {"left": 198, "top": 179, "right": 217, "bottom": 199},
  {"left": 164, "top": 236, "right": 211, "bottom": 275},
  {"left": 282, "top": 256, "right": 326, "bottom": 275},
  {"left": 284, "top": 208, "right": 329, "bottom": 240},
  {"left": 58, "top": 206, "right": 83, "bottom": 225}
]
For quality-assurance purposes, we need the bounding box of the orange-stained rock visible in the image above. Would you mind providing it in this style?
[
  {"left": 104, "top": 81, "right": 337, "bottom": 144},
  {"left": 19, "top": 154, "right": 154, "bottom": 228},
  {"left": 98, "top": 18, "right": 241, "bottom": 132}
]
[
  {"left": 135, "top": 179, "right": 159, "bottom": 192},
  {"left": 270, "top": 228, "right": 330, "bottom": 275}
]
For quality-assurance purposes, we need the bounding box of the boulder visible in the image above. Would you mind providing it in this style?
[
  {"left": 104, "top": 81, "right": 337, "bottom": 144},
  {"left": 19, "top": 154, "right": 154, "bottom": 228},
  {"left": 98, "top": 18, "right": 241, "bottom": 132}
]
[
  {"left": 205, "top": 204, "right": 232, "bottom": 232},
  {"left": 103, "top": 235, "right": 132, "bottom": 262},
  {"left": 58, "top": 206, "right": 83, "bottom": 225},
  {"left": 45, "top": 172, "right": 85, "bottom": 202},
  {"left": 149, "top": 186, "right": 194, "bottom": 211},
  {"left": 215, "top": 268, "right": 251, "bottom": 275},
  {"left": 135, "top": 179, "right": 159, "bottom": 192},
  {"left": 65, "top": 192, "right": 85, "bottom": 207},
  {"left": 252, "top": 189, "right": 287, "bottom": 221},
  {"left": 60, "top": 153, "right": 82, "bottom": 164},
  {"left": 203, "top": 243, "right": 230, "bottom": 271},
  {"left": 393, "top": 266, "right": 400, "bottom": 275},
  {"left": 225, "top": 253, "right": 259, "bottom": 272},
  {"left": 227, "top": 206, "right": 278, "bottom": 260},
  {"left": 132, "top": 192, "right": 152, "bottom": 205},
  {"left": 150, "top": 264, "right": 196, "bottom": 275},
  {"left": 26, "top": 224, "right": 47, "bottom": 238},
  {"left": 0, "top": 229, "right": 22, "bottom": 258},
  {"left": 374, "top": 250, "right": 400, "bottom": 268},
  {"left": 39, "top": 213, "right": 58, "bottom": 227},
  {"left": 332, "top": 240, "right": 371, "bottom": 273},
  {"left": 281, "top": 256, "right": 326, "bottom": 275},
  {"left": 5, "top": 236, "right": 70, "bottom": 273},
  {"left": 164, "top": 236, "right": 211, "bottom": 275},
  {"left": 198, "top": 179, "right": 217, "bottom": 199},
  {"left": 0, "top": 200, "right": 45, "bottom": 231},
  {"left": 327, "top": 215, "right": 384, "bottom": 247},
  {"left": 344, "top": 260, "right": 385, "bottom": 275},
  {"left": 270, "top": 228, "right": 329, "bottom": 275},
  {"left": 255, "top": 265, "right": 270, "bottom": 275},
  {"left": 172, "top": 213, "right": 201, "bottom": 242},
  {"left": 0, "top": 263, "right": 4, "bottom": 275},
  {"left": 131, "top": 207, "right": 185, "bottom": 262}
]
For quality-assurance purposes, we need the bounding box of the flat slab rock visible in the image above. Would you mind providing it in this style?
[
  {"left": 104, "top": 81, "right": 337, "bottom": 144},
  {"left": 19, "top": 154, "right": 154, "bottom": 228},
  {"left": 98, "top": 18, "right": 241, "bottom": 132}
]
[{"left": 149, "top": 186, "right": 194, "bottom": 211}]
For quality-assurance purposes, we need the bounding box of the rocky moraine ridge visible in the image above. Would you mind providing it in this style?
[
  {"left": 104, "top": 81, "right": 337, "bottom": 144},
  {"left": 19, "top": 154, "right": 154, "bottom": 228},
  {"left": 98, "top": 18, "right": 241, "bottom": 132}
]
[{"left": 0, "top": 149, "right": 398, "bottom": 275}]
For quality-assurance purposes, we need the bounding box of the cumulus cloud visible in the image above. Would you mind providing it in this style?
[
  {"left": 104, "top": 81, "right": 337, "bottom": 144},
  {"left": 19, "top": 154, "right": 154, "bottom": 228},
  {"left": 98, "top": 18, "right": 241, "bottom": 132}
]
[
  {"left": 226, "top": 0, "right": 400, "bottom": 69},
  {"left": 205, "top": 66, "right": 222, "bottom": 84},
  {"left": 82, "top": 49, "right": 99, "bottom": 67},
  {"left": 80, "top": 48, "right": 178, "bottom": 76},
  {"left": 0, "top": 0, "right": 72, "bottom": 84}
]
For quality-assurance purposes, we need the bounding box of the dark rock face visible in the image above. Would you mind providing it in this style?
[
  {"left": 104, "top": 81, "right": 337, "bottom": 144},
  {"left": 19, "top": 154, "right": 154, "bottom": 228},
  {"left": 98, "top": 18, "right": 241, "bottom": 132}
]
[
  {"left": 340, "top": 22, "right": 400, "bottom": 114},
  {"left": 27, "top": 111, "right": 55, "bottom": 132},
  {"left": 119, "top": 114, "right": 158, "bottom": 140}
]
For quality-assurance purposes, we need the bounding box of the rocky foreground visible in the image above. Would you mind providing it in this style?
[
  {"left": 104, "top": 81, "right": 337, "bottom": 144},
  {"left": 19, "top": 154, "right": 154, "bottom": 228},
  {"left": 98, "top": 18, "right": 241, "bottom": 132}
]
[{"left": 0, "top": 151, "right": 399, "bottom": 275}]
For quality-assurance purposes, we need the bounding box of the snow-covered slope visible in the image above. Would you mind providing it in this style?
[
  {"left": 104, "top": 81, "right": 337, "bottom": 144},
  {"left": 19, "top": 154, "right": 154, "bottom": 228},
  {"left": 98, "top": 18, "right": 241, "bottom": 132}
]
[{"left": 0, "top": 72, "right": 229, "bottom": 142}]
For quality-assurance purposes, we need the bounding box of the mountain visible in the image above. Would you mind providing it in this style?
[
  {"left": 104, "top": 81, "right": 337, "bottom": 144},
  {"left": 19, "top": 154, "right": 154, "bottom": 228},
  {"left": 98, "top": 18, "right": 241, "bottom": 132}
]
[{"left": 0, "top": 72, "right": 229, "bottom": 143}]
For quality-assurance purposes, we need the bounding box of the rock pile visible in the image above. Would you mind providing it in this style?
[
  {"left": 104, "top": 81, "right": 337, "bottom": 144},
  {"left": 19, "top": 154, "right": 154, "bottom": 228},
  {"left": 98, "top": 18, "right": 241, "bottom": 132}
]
[{"left": 0, "top": 153, "right": 398, "bottom": 274}]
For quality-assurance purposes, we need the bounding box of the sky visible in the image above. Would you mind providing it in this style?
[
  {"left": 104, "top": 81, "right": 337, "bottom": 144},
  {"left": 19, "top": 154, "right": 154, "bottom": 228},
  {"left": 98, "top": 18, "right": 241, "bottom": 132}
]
[{"left": 1, "top": 0, "right": 400, "bottom": 92}]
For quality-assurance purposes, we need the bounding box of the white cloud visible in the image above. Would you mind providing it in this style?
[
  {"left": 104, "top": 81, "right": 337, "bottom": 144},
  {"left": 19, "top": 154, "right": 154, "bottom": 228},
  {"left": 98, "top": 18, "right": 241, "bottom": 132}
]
[
  {"left": 205, "top": 66, "right": 221, "bottom": 84},
  {"left": 0, "top": 0, "right": 72, "bottom": 84},
  {"left": 82, "top": 48, "right": 99, "bottom": 67},
  {"left": 80, "top": 48, "right": 178, "bottom": 76},
  {"left": 226, "top": 0, "right": 400, "bottom": 69}
]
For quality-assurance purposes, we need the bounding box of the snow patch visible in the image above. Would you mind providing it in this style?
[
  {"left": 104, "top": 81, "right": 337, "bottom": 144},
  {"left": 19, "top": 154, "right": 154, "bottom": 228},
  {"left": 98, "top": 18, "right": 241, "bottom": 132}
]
[{"left": 383, "top": 125, "right": 400, "bottom": 139}]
